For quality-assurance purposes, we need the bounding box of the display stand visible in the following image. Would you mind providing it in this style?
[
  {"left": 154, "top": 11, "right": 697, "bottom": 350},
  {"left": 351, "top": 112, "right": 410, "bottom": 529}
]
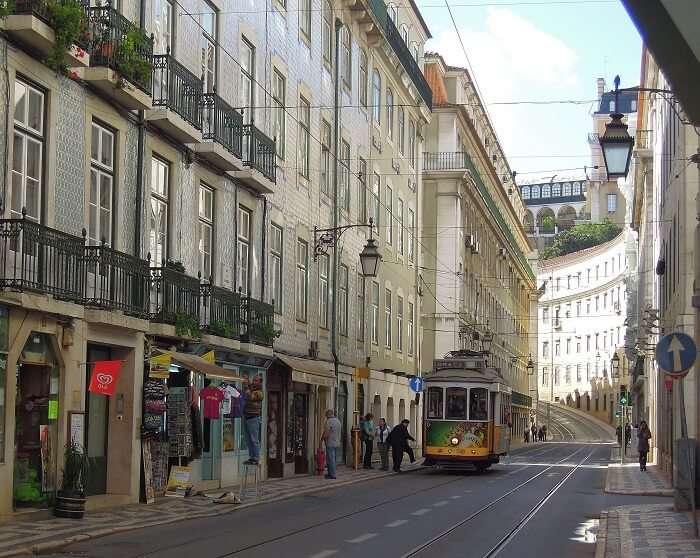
[{"left": 239, "top": 462, "right": 260, "bottom": 500}]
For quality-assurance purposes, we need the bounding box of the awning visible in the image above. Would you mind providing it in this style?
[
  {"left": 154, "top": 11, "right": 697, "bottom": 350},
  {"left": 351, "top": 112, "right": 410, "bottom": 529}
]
[
  {"left": 161, "top": 350, "right": 241, "bottom": 381},
  {"left": 276, "top": 354, "right": 336, "bottom": 387}
]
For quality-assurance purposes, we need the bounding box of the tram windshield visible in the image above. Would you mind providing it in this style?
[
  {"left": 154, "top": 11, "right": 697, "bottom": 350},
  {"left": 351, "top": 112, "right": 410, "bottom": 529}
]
[
  {"left": 469, "top": 388, "right": 488, "bottom": 420},
  {"left": 427, "top": 387, "right": 443, "bottom": 419},
  {"left": 446, "top": 388, "right": 468, "bottom": 420}
]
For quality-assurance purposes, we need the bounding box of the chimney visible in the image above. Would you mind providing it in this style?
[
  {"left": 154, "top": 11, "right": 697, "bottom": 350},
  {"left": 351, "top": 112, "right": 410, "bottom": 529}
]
[{"left": 597, "top": 78, "right": 606, "bottom": 101}]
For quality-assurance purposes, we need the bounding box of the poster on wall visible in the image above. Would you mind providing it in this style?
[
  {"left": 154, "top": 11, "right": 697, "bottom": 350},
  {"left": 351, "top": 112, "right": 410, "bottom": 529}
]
[
  {"left": 69, "top": 412, "right": 85, "bottom": 448},
  {"left": 88, "top": 360, "right": 123, "bottom": 396},
  {"left": 222, "top": 419, "right": 235, "bottom": 452},
  {"left": 149, "top": 354, "right": 171, "bottom": 379},
  {"left": 165, "top": 466, "right": 192, "bottom": 498},
  {"left": 142, "top": 440, "right": 155, "bottom": 504}
]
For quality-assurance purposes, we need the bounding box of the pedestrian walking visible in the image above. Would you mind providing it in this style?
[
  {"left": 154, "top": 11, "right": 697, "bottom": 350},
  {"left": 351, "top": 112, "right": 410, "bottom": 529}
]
[
  {"left": 538, "top": 427, "right": 544, "bottom": 441},
  {"left": 531, "top": 424, "right": 538, "bottom": 443},
  {"left": 624, "top": 424, "right": 632, "bottom": 450},
  {"left": 637, "top": 420, "right": 652, "bottom": 472},
  {"left": 375, "top": 418, "right": 392, "bottom": 471},
  {"left": 524, "top": 429, "right": 529, "bottom": 444},
  {"left": 616, "top": 424, "right": 623, "bottom": 446},
  {"left": 387, "top": 419, "right": 415, "bottom": 472},
  {"left": 542, "top": 424, "right": 547, "bottom": 441},
  {"left": 361, "top": 413, "right": 375, "bottom": 469},
  {"left": 321, "top": 409, "right": 342, "bottom": 479}
]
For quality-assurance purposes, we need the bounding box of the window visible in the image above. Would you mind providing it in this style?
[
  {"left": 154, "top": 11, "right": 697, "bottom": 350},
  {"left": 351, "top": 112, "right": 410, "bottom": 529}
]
[
  {"left": 542, "top": 367, "right": 549, "bottom": 386},
  {"left": 372, "top": 70, "right": 381, "bottom": 123},
  {"left": 408, "top": 119, "right": 416, "bottom": 168},
  {"left": 319, "top": 253, "right": 329, "bottom": 328},
  {"left": 340, "top": 140, "right": 350, "bottom": 211},
  {"left": 573, "top": 182, "right": 581, "bottom": 195},
  {"left": 388, "top": 2, "right": 398, "bottom": 23},
  {"left": 542, "top": 307, "right": 549, "bottom": 321},
  {"left": 371, "top": 281, "right": 380, "bottom": 344},
  {"left": 604, "top": 262, "right": 608, "bottom": 277},
  {"left": 339, "top": 264, "right": 349, "bottom": 335},
  {"left": 595, "top": 333, "right": 599, "bottom": 349},
  {"left": 372, "top": 173, "right": 380, "bottom": 229},
  {"left": 358, "top": 158, "right": 367, "bottom": 223},
  {"left": 577, "top": 341, "right": 581, "bottom": 353},
  {"left": 385, "top": 184, "right": 393, "bottom": 245},
  {"left": 552, "top": 183, "right": 561, "bottom": 196},
  {"left": 239, "top": 38, "right": 254, "bottom": 119},
  {"left": 397, "top": 198, "right": 404, "bottom": 255},
  {"left": 446, "top": 388, "right": 467, "bottom": 420},
  {"left": 296, "top": 240, "right": 309, "bottom": 321},
  {"left": 320, "top": 120, "right": 331, "bottom": 196},
  {"left": 272, "top": 70, "right": 286, "bottom": 158},
  {"left": 398, "top": 106, "right": 405, "bottom": 155},
  {"left": 12, "top": 79, "right": 45, "bottom": 223},
  {"left": 554, "top": 367, "right": 560, "bottom": 385},
  {"left": 596, "top": 265, "right": 599, "bottom": 280},
  {"left": 386, "top": 88, "right": 394, "bottom": 140},
  {"left": 237, "top": 206, "right": 251, "bottom": 293},
  {"left": 609, "top": 100, "right": 616, "bottom": 112},
  {"left": 522, "top": 186, "right": 530, "bottom": 200},
  {"left": 408, "top": 208, "right": 415, "bottom": 262},
  {"left": 152, "top": 0, "right": 173, "bottom": 54},
  {"left": 603, "top": 292, "right": 607, "bottom": 308},
  {"left": 359, "top": 50, "right": 368, "bottom": 108},
  {"left": 576, "top": 302, "right": 581, "bottom": 316},
  {"left": 427, "top": 387, "right": 443, "bottom": 419},
  {"left": 400, "top": 23, "right": 409, "bottom": 44},
  {"left": 198, "top": 184, "right": 214, "bottom": 278},
  {"left": 586, "top": 335, "right": 591, "bottom": 351},
  {"left": 201, "top": 2, "right": 216, "bottom": 92},
  {"left": 595, "top": 296, "right": 600, "bottom": 311},
  {"left": 149, "top": 156, "right": 169, "bottom": 265},
  {"left": 469, "top": 388, "right": 488, "bottom": 420},
  {"left": 408, "top": 301, "right": 414, "bottom": 355},
  {"left": 566, "top": 338, "right": 571, "bottom": 354},
  {"left": 555, "top": 340, "right": 560, "bottom": 356},
  {"left": 385, "top": 288, "right": 392, "bottom": 348},
  {"left": 89, "top": 122, "right": 114, "bottom": 246},
  {"left": 563, "top": 182, "right": 571, "bottom": 196},
  {"left": 299, "top": 0, "right": 311, "bottom": 39},
  {"left": 565, "top": 366, "right": 571, "bottom": 384},
  {"left": 411, "top": 42, "right": 419, "bottom": 61},
  {"left": 270, "top": 224, "right": 283, "bottom": 311},
  {"left": 341, "top": 26, "right": 351, "bottom": 86},
  {"left": 396, "top": 295, "right": 403, "bottom": 352},
  {"left": 586, "top": 363, "right": 591, "bottom": 382},
  {"left": 541, "top": 184, "right": 551, "bottom": 197},
  {"left": 586, "top": 299, "right": 591, "bottom": 314},
  {"left": 322, "top": 1, "right": 332, "bottom": 65},
  {"left": 542, "top": 341, "right": 549, "bottom": 358},
  {"left": 607, "top": 193, "right": 617, "bottom": 213},
  {"left": 298, "top": 96, "right": 310, "bottom": 178},
  {"left": 357, "top": 274, "right": 365, "bottom": 341}
]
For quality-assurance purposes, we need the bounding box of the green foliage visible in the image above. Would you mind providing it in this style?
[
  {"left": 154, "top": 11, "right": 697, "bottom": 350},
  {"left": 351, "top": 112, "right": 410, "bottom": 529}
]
[
  {"left": 44, "top": 0, "right": 86, "bottom": 74},
  {"left": 61, "top": 438, "right": 90, "bottom": 494},
  {"left": 209, "top": 319, "right": 236, "bottom": 339},
  {"left": 246, "top": 322, "right": 281, "bottom": 344},
  {"left": 540, "top": 220, "right": 622, "bottom": 260},
  {"left": 175, "top": 313, "right": 200, "bottom": 339},
  {"left": 541, "top": 215, "right": 555, "bottom": 234},
  {"left": 115, "top": 30, "right": 152, "bottom": 86},
  {"left": 0, "top": 0, "right": 15, "bottom": 19}
]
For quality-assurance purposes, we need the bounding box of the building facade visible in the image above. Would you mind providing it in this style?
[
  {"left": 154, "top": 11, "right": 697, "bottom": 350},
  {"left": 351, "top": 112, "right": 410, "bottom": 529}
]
[{"left": 421, "top": 54, "right": 537, "bottom": 442}]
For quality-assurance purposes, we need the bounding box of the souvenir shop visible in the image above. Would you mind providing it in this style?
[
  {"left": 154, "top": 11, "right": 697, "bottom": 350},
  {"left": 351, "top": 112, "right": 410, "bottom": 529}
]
[{"left": 141, "top": 346, "right": 271, "bottom": 498}]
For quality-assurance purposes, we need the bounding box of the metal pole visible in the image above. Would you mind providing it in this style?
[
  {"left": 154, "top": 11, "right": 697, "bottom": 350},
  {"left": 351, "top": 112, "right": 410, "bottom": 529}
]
[
  {"left": 548, "top": 275, "right": 554, "bottom": 439},
  {"left": 679, "top": 378, "right": 698, "bottom": 537},
  {"left": 331, "top": 18, "right": 342, "bottom": 416}
]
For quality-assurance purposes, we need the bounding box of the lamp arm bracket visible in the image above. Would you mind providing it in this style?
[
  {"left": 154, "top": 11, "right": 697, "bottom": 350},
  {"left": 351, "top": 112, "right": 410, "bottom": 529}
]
[{"left": 313, "top": 220, "right": 374, "bottom": 260}]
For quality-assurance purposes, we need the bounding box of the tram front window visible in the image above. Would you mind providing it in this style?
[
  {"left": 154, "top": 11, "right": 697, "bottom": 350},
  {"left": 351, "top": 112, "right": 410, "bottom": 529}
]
[
  {"left": 469, "top": 388, "right": 488, "bottom": 421},
  {"left": 446, "top": 388, "right": 468, "bottom": 420},
  {"left": 427, "top": 387, "right": 443, "bottom": 419}
]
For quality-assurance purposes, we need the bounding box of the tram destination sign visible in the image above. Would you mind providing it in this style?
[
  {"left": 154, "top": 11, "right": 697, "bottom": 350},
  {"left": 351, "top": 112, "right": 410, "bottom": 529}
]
[{"left": 434, "top": 359, "right": 470, "bottom": 371}]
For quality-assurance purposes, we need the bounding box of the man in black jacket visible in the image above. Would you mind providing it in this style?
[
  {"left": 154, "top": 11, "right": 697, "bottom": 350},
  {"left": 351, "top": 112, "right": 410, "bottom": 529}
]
[{"left": 387, "top": 419, "right": 415, "bottom": 472}]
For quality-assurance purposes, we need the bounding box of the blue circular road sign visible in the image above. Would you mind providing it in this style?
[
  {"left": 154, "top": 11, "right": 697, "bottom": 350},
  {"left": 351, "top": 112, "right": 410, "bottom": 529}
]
[
  {"left": 655, "top": 332, "right": 697, "bottom": 376},
  {"left": 409, "top": 376, "right": 424, "bottom": 393}
]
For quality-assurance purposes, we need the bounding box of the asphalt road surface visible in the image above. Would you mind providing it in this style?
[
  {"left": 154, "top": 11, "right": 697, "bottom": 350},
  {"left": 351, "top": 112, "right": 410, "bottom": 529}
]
[{"left": 39, "top": 409, "right": 662, "bottom": 558}]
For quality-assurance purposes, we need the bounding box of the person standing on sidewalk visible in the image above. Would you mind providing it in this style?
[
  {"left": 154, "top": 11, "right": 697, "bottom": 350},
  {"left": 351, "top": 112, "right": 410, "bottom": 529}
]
[
  {"left": 243, "top": 375, "right": 264, "bottom": 465},
  {"left": 387, "top": 419, "right": 415, "bottom": 472},
  {"left": 637, "top": 420, "right": 652, "bottom": 472},
  {"left": 531, "top": 424, "right": 538, "bottom": 443},
  {"left": 361, "top": 413, "right": 375, "bottom": 469},
  {"left": 542, "top": 424, "right": 547, "bottom": 441},
  {"left": 375, "top": 418, "right": 391, "bottom": 471},
  {"left": 322, "top": 409, "right": 342, "bottom": 479}
]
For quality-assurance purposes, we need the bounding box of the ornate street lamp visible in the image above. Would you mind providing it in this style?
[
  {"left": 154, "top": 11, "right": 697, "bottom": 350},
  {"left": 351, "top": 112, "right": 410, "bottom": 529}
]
[
  {"left": 481, "top": 331, "right": 494, "bottom": 353},
  {"left": 314, "top": 217, "right": 382, "bottom": 278},
  {"left": 599, "top": 76, "right": 634, "bottom": 179},
  {"left": 527, "top": 356, "right": 534, "bottom": 376},
  {"left": 611, "top": 353, "right": 620, "bottom": 379},
  {"left": 359, "top": 236, "right": 382, "bottom": 278}
]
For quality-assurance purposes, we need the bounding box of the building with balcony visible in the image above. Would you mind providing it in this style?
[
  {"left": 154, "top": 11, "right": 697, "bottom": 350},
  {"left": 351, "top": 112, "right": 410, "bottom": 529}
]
[{"left": 420, "top": 53, "right": 538, "bottom": 443}]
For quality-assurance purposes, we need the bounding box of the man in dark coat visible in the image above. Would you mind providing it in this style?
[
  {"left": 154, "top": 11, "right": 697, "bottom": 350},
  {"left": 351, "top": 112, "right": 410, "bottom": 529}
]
[{"left": 387, "top": 419, "right": 415, "bottom": 472}]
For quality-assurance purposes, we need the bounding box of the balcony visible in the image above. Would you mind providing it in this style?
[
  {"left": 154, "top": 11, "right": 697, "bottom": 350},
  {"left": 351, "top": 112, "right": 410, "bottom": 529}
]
[
  {"left": 189, "top": 92, "right": 244, "bottom": 171},
  {"left": 149, "top": 52, "right": 203, "bottom": 144},
  {"left": 150, "top": 266, "right": 200, "bottom": 329},
  {"left": 423, "top": 152, "right": 469, "bottom": 171},
  {"left": 241, "top": 295, "right": 275, "bottom": 347},
  {"left": 2, "top": 0, "right": 91, "bottom": 68},
  {"left": 200, "top": 282, "right": 241, "bottom": 340},
  {"left": 229, "top": 124, "right": 276, "bottom": 194},
  {"left": 77, "top": 5, "right": 153, "bottom": 110}
]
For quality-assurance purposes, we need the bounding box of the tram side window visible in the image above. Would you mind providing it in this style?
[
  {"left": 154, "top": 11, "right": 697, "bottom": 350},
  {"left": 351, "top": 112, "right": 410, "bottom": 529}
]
[
  {"left": 427, "top": 387, "right": 443, "bottom": 419},
  {"left": 445, "top": 387, "right": 468, "bottom": 420},
  {"left": 469, "top": 388, "right": 488, "bottom": 421}
]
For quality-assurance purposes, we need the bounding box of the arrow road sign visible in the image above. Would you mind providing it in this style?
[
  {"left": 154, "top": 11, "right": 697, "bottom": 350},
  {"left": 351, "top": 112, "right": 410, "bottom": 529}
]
[
  {"left": 656, "top": 333, "right": 697, "bottom": 376},
  {"left": 409, "top": 376, "right": 424, "bottom": 393}
]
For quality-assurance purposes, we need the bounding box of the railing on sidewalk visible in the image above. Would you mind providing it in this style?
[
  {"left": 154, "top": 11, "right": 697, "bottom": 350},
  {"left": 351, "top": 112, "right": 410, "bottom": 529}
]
[
  {"left": 88, "top": 4, "right": 154, "bottom": 93},
  {"left": 243, "top": 124, "right": 276, "bottom": 183},
  {"left": 240, "top": 295, "right": 274, "bottom": 346},
  {"left": 423, "top": 152, "right": 469, "bottom": 171},
  {"left": 150, "top": 266, "right": 200, "bottom": 324},
  {"left": 200, "top": 92, "right": 244, "bottom": 159},
  {"left": 83, "top": 241, "right": 150, "bottom": 317},
  {"left": 0, "top": 217, "right": 85, "bottom": 302},
  {"left": 200, "top": 282, "right": 241, "bottom": 339},
  {"left": 152, "top": 52, "right": 203, "bottom": 130}
]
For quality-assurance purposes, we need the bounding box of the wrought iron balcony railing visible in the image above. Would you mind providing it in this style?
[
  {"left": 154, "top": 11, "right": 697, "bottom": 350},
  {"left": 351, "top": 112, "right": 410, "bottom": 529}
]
[
  {"left": 150, "top": 266, "right": 200, "bottom": 325},
  {"left": 241, "top": 295, "right": 275, "bottom": 347},
  {"left": 201, "top": 92, "right": 243, "bottom": 159},
  {"left": 423, "top": 152, "right": 469, "bottom": 171},
  {"left": 0, "top": 218, "right": 85, "bottom": 301},
  {"left": 243, "top": 124, "right": 276, "bottom": 183},
  {"left": 12, "top": 0, "right": 91, "bottom": 48},
  {"left": 87, "top": 4, "right": 154, "bottom": 93},
  {"left": 83, "top": 242, "right": 150, "bottom": 317},
  {"left": 200, "top": 282, "right": 241, "bottom": 339},
  {"left": 152, "top": 52, "right": 203, "bottom": 130}
]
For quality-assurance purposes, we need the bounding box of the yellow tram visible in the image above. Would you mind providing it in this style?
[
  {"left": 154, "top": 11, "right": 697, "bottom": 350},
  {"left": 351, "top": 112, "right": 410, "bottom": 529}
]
[{"left": 422, "top": 351, "right": 512, "bottom": 471}]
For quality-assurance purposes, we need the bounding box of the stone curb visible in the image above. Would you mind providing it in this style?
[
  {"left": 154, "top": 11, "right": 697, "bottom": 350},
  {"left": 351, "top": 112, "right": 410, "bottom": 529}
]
[
  {"left": 0, "top": 466, "right": 422, "bottom": 557},
  {"left": 603, "top": 486, "right": 674, "bottom": 497},
  {"left": 594, "top": 510, "right": 608, "bottom": 558}
]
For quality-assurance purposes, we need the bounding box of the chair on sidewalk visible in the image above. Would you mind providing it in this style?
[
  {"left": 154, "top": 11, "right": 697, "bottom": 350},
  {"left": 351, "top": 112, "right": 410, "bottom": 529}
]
[{"left": 239, "top": 462, "right": 260, "bottom": 501}]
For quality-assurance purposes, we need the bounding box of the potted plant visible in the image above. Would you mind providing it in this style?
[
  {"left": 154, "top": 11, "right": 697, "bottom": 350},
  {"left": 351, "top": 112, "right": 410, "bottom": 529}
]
[{"left": 54, "top": 439, "right": 90, "bottom": 519}]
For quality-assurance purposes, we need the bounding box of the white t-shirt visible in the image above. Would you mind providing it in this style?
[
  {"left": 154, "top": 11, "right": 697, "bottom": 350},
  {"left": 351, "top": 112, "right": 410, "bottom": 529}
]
[{"left": 221, "top": 385, "right": 241, "bottom": 415}]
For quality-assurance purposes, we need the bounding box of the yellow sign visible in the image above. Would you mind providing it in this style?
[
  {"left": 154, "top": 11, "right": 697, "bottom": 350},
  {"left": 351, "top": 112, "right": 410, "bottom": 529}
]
[
  {"left": 149, "top": 353, "right": 171, "bottom": 379},
  {"left": 202, "top": 350, "right": 215, "bottom": 363},
  {"left": 165, "top": 466, "right": 192, "bottom": 498},
  {"left": 355, "top": 367, "right": 370, "bottom": 379}
]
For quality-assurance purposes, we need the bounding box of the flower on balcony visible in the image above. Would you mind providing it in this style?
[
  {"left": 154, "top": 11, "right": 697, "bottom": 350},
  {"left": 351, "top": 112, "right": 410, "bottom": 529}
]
[
  {"left": 44, "top": 0, "right": 88, "bottom": 74},
  {"left": 69, "top": 70, "right": 79, "bottom": 81}
]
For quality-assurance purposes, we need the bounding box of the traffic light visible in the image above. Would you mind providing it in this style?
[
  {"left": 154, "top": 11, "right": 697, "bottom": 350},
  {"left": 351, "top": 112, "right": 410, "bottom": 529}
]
[{"left": 619, "top": 385, "right": 627, "bottom": 406}]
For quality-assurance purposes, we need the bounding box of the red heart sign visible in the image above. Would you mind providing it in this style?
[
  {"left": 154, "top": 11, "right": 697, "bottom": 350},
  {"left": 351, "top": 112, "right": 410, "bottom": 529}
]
[{"left": 89, "top": 361, "right": 122, "bottom": 396}]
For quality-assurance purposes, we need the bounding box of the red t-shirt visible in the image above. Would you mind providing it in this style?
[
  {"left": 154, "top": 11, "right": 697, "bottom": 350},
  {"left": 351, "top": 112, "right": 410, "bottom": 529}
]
[{"left": 200, "top": 386, "right": 224, "bottom": 419}]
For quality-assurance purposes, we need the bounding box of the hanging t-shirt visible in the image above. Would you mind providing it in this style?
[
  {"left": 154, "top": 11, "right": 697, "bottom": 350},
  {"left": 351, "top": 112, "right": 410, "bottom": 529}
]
[
  {"left": 221, "top": 385, "right": 241, "bottom": 416},
  {"left": 200, "top": 386, "right": 225, "bottom": 419}
]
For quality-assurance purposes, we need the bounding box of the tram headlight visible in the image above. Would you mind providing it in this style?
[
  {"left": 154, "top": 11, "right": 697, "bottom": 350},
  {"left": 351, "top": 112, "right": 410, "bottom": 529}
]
[{"left": 450, "top": 437, "right": 459, "bottom": 446}]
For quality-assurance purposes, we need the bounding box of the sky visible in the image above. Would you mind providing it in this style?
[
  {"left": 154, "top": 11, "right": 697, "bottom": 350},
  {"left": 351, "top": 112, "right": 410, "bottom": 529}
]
[{"left": 414, "top": 0, "right": 643, "bottom": 183}]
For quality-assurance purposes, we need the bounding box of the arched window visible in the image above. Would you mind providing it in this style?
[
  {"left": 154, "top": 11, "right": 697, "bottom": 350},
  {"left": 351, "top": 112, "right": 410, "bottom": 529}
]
[
  {"left": 541, "top": 184, "right": 551, "bottom": 198},
  {"left": 372, "top": 70, "right": 381, "bottom": 123},
  {"left": 552, "top": 183, "right": 562, "bottom": 196},
  {"left": 572, "top": 182, "right": 581, "bottom": 195},
  {"left": 563, "top": 182, "right": 572, "bottom": 196},
  {"left": 400, "top": 23, "right": 409, "bottom": 45},
  {"left": 521, "top": 186, "right": 530, "bottom": 199},
  {"left": 531, "top": 185, "right": 540, "bottom": 199},
  {"left": 386, "top": 88, "right": 394, "bottom": 140}
]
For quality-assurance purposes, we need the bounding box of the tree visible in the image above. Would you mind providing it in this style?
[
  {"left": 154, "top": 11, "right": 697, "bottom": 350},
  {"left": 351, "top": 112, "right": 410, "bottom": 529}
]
[
  {"left": 540, "top": 220, "right": 621, "bottom": 260},
  {"left": 541, "top": 215, "right": 555, "bottom": 233}
]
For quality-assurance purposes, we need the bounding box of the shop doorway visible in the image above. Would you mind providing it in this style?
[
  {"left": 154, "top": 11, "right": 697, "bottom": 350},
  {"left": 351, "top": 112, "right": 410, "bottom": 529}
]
[
  {"left": 201, "top": 379, "right": 222, "bottom": 482},
  {"left": 287, "top": 386, "right": 309, "bottom": 474},
  {"left": 85, "top": 345, "right": 111, "bottom": 496},
  {"left": 13, "top": 333, "right": 59, "bottom": 509},
  {"left": 267, "top": 389, "right": 283, "bottom": 477},
  {"left": 337, "top": 382, "right": 348, "bottom": 464}
]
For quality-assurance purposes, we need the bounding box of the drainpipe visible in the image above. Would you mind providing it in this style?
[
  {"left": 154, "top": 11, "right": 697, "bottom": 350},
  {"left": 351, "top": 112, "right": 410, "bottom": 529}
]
[
  {"left": 331, "top": 18, "right": 342, "bottom": 413},
  {"left": 134, "top": 0, "right": 147, "bottom": 257},
  {"left": 261, "top": 196, "right": 268, "bottom": 303}
]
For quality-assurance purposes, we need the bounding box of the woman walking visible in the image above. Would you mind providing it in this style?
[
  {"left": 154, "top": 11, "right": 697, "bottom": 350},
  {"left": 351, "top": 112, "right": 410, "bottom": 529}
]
[
  {"left": 638, "top": 420, "right": 652, "bottom": 472},
  {"left": 375, "top": 418, "right": 391, "bottom": 471},
  {"left": 361, "top": 413, "right": 375, "bottom": 469}
]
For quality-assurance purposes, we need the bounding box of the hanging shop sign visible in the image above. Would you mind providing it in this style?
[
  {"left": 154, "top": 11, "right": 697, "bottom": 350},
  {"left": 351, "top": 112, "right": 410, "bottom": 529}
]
[
  {"left": 88, "top": 360, "right": 123, "bottom": 396},
  {"left": 149, "top": 353, "right": 172, "bottom": 379}
]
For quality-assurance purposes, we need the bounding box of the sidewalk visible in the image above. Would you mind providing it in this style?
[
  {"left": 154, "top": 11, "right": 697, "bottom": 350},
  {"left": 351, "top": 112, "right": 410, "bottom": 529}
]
[
  {"left": 604, "top": 448, "right": 673, "bottom": 496},
  {"left": 0, "top": 461, "right": 423, "bottom": 557}
]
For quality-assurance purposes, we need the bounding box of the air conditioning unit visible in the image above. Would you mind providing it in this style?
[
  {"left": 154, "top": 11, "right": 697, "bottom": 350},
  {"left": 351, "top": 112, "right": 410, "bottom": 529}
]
[{"left": 308, "top": 340, "right": 319, "bottom": 358}]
